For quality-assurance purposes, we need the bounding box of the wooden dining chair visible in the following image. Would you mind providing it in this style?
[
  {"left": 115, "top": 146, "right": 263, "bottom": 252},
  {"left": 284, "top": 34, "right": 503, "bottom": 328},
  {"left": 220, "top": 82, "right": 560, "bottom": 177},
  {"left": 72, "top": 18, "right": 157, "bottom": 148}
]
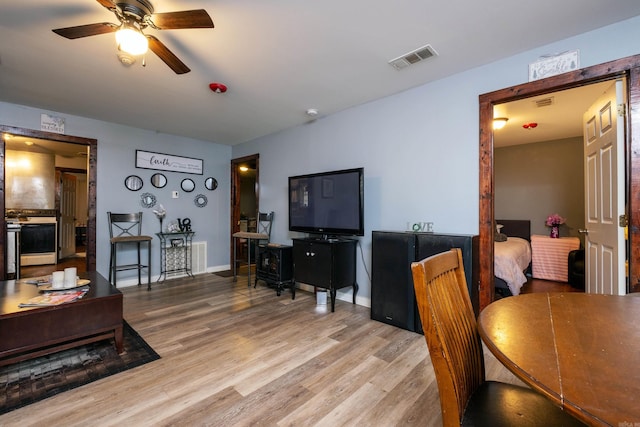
[{"left": 411, "top": 249, "right": 585, "bottom": 427}]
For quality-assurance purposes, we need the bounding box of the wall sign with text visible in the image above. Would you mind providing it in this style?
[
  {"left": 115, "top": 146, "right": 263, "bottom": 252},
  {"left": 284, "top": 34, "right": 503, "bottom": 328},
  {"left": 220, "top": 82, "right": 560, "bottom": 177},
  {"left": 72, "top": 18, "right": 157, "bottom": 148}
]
[{"left": 135, "top": 150, "right": 203, "bottom": 175}]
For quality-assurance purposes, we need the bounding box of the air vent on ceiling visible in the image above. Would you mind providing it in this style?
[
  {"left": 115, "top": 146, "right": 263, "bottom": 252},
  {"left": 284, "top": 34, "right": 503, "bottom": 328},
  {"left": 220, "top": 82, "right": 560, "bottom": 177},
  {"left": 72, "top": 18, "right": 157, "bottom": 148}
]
[
  {"left": 388, "top": 44, "right": 438, "bottom": 70},
  {"left": 534, "top": 97, "right": 555, "bottom": 108}
]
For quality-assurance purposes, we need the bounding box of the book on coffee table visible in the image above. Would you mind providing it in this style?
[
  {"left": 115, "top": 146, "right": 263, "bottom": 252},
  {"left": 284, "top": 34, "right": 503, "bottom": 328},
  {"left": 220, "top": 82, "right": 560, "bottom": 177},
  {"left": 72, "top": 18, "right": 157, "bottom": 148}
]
[{"left": 19, "top": 289, "right": 89, "bottom": 307}]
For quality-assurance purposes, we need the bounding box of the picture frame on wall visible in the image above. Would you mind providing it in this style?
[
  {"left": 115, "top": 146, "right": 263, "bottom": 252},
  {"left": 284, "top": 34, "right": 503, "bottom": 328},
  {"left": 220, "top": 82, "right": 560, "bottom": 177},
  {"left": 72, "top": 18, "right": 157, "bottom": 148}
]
[{"left": 135, "top": 150, "right": 203, "bottom": 175}]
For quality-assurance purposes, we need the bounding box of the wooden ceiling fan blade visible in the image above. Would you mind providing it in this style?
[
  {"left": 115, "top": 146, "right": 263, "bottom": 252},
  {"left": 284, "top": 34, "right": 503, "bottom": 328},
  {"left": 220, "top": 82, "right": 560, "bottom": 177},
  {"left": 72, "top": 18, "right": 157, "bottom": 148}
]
[
  {"left": 52, "top": 23, "right": 118, "bottom": 39},
  {"left": 95, "top": 0, "right": 116, "bottom": 11},
  {"left": 150, "top": 10, "right": 214, "bottom": 30},
  {"left": 147, "top": 35, "right": 190, "bottom": 74}
]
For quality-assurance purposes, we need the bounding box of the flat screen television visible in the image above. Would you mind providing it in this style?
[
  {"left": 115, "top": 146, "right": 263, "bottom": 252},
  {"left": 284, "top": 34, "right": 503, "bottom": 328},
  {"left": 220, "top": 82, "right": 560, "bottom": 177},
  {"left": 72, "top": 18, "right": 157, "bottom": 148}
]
[{"left": 289, "top": 167, "right": 364, "bottom": 237}]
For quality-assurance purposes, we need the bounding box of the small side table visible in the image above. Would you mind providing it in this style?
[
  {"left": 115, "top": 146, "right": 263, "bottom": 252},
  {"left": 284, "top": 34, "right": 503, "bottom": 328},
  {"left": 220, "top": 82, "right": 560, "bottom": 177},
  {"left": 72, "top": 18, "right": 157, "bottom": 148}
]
[
  {"left": 530, "top": 234, "right": 580, "bottom": 282},
  {"left": 156, "top": 231, "right": 195, "bottom": 282},
  {"left": 255, "top": 243, "right": 295, "bottom": 299}
]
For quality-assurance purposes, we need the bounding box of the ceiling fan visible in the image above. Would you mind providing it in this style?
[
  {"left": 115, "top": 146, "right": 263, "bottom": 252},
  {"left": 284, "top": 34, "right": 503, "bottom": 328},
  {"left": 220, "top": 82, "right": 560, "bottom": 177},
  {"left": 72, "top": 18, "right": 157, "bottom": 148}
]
[{"left": 52, "top": 0, "right": 214, "bottom": 74}]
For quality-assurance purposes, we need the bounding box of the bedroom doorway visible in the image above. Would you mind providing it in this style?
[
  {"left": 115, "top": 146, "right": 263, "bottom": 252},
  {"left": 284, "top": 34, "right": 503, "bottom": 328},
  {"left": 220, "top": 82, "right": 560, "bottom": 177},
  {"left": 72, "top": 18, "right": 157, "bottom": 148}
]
[
  {"left": 492, "top": 79, "right": 626, "bottom": 296},
  {"left": 478, "top": 54, "right": 640, "bottom": 310}
]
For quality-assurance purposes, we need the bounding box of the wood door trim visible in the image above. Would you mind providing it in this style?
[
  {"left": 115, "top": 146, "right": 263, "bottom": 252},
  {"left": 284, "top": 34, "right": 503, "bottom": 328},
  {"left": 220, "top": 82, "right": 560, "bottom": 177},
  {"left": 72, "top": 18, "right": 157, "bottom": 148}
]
[
  {"left": 230, "top": 154, "right": 259, "bottom": 267},
  {"left": 0, "top": 125, "right": 97, "bottom": 277},
  {"left": 478, "top": 55, "right": 640, "bottom": 310}
]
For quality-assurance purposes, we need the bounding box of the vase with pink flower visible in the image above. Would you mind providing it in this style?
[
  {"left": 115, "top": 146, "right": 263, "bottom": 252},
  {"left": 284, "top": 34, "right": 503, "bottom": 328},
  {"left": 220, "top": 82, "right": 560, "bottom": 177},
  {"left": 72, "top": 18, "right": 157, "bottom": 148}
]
[{"left": 545, "top": 213, "right": 565, "bottom": 238}]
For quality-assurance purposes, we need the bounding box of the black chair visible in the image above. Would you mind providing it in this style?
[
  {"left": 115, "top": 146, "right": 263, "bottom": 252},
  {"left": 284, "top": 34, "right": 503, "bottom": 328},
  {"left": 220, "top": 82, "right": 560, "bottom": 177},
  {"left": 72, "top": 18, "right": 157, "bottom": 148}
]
[
  {"left": 108, "top": 212, "right": 152, "bottom": 290},
  {"left": 233, "top": 211, "right": 274, "bottom": 286},
  {"left": 568, "top": 249, "right": 585, "bottom": 289}
]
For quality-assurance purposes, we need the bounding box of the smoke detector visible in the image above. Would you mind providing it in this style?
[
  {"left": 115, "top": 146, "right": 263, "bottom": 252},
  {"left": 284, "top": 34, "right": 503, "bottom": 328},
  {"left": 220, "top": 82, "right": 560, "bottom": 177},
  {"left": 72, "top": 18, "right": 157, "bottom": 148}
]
[
  {"left": 388, "top": 44, "right": 438, "bottom": 70},
  {"left": 209, "top": 82, "right": 227, "bottom": 93}
]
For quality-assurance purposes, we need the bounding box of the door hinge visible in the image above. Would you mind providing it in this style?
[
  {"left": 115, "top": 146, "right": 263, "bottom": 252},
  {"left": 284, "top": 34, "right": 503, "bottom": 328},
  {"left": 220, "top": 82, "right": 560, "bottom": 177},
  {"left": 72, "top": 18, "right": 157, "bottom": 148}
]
[
  {"left": 618, "top": 103, "right": 626, "bottom": 117},
  {"left": 619, "top": 214, "right": 628, "bottom": 227}
]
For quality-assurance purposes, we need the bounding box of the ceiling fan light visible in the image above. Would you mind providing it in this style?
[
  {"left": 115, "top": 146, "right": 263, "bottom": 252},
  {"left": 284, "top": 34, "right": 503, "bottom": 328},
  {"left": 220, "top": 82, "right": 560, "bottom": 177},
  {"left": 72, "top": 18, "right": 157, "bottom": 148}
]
[{"left": 116, "top": 27, "right": 148, "bottom": 56}]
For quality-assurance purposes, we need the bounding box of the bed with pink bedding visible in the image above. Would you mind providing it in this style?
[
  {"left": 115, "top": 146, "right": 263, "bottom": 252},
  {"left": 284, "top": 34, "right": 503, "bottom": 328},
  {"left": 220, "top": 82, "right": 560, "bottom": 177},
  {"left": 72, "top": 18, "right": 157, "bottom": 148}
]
[{"left": 494, "top": 220, "right": 532, "bottom": 296}]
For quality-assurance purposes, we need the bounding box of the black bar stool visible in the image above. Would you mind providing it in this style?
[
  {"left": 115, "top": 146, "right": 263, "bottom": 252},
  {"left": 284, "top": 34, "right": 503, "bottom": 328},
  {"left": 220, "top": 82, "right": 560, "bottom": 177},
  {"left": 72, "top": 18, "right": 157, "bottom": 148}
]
[{"left": 108, "top": 212, "right": 152, "bottom": 290}]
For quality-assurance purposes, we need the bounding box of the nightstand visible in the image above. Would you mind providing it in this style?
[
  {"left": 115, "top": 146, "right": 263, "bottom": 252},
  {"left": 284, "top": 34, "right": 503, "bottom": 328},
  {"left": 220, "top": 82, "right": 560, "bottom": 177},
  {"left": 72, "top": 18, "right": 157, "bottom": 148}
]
[{"left": 531, "top": 234, "right": 580, "bottom": 282}]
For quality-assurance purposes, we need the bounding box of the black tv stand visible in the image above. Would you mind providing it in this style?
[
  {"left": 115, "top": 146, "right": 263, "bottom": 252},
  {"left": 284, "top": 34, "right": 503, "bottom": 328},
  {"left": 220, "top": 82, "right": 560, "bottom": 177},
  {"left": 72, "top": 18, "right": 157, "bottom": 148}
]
[
  {"left": 309, "top": 234, "right": 341, "bottom": 242},
  {"left": 292, "top": 238, "right": 358, "bottom": 312}
]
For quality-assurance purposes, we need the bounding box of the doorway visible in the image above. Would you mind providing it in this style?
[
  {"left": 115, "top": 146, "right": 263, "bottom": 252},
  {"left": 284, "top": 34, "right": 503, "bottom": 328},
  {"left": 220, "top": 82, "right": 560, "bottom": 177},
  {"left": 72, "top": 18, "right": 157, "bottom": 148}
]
[
  {"left": 478, "top": 54, "right": 640, "bottom": 310},
  {"left": 0, "top": 125, "right": 97, "bottom": 279},
  {"left": 230, "top": 154, "right": 259, "bottom": 268}
]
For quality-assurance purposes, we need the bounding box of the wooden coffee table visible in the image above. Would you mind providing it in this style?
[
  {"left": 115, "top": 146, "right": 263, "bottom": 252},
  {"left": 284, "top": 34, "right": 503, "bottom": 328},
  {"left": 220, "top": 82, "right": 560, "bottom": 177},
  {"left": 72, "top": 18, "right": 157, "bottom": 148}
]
[{"left": 0, "top": 271, "right": 123, "bottom": 367}]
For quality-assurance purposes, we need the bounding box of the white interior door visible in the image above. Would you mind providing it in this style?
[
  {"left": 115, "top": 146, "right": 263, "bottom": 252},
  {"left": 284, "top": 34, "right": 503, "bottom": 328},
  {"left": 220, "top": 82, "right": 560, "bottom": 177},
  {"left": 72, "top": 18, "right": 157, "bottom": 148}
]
[
  {"left": 583, "top": 79, "right": 626, "bottom": 295},
  {"left": 60, "top": 172, "right": 77, "bottom": 259}
]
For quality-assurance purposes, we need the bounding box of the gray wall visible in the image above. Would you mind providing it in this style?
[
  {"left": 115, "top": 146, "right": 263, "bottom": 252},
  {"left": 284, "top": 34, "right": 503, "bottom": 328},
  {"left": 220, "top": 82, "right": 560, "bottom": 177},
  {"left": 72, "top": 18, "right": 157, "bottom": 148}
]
[
  {"left": 2, "top": 15, "right": 639, "bottom": 301},
  {"left": 233, "top": 16, "right": 640, "bottom": 306},
  {"left": 495, "top": 137, "right": 585, "bottom": 240},
  {"left": 0, "top": 103, "right": 232, "bottom": 281}
]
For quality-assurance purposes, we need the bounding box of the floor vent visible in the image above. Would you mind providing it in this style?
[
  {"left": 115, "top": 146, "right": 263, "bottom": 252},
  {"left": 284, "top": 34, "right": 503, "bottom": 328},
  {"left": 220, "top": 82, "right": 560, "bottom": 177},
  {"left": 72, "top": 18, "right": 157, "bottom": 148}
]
[
  {"left": 191, "top": 241, "right": 207, "bottom": 274},
  {"left": 388, "top": 44, "right": 438, "bottom": 70},
  {"left": 166, "top": 241, "right": 207, "bottom": 279}
]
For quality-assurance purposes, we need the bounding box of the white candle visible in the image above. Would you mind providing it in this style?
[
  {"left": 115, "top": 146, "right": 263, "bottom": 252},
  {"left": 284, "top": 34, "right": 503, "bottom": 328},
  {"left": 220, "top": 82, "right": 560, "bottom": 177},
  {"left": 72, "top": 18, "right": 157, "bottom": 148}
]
[
  {"left": 64, "top": 267, "right": 77, "bottom": 287},
  {"left": 52, "top": 271, "right": 65, "bottom": 289}
]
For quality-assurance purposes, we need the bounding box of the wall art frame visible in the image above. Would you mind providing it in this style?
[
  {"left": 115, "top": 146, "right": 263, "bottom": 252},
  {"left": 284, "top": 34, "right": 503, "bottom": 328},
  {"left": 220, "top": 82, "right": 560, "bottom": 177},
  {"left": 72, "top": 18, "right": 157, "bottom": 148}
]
[{"left": 135, "top": 150, "right": 203, "bottom": 175}]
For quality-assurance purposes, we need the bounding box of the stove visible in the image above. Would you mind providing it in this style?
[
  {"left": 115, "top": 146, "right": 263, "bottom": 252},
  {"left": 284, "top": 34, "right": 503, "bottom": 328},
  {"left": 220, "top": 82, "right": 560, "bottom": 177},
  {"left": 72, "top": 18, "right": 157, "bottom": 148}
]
[
  {"left": 6, "top": 209, "right": 58, "bottom": 266},
  {"left": 6, "top": 208, "right": 57, "bottom": 219}
]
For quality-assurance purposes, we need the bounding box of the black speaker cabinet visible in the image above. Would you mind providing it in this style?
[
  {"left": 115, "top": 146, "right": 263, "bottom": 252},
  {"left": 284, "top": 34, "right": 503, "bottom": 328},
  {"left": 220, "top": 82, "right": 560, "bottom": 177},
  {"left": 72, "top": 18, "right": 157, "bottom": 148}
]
[
  {"left": 371, "top": 231, "right": 478, "bottom": 333},
  {"left": 371, "top": 232, "right": 417, "bottom": 331}
]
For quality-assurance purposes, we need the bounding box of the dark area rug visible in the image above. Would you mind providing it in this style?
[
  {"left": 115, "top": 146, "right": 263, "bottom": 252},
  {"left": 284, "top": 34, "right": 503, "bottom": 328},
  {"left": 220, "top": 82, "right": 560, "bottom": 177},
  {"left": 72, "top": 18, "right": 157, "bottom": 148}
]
[
  {"left": 213, "top": 270, "right": 234, "bottom": 278},
  {"left": 214, "top": 266, "right": 254, "bottom": 278},
  {"left": 0, "top": 320, "right": 160, "bottom": 415}
]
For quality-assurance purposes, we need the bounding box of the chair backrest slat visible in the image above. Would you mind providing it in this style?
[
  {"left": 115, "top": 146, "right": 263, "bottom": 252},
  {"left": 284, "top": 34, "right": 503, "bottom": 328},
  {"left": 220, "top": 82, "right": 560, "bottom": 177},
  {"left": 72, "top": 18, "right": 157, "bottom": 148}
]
[
  {"left": 108, "top": 212, "right": 144, "bottom": 238},
  {"left": 411, "top": 248, "right": 485, "bottom": 427},
  {"left": 257, "top": 211, "right": 274, "bottom": 239}
]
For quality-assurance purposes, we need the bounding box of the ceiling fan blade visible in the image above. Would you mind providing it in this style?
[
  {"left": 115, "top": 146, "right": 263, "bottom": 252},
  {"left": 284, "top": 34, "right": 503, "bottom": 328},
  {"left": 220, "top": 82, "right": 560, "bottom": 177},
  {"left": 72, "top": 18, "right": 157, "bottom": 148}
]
[
  {"left": 52, "top": 23, "right": 118, "bottom": 39},
  {"left": 147, "top": 35, "right": 190, "bottom": 74},
  {"left": 95, "top": 0, "right": 116, "bottom": 11},
  {"left": 150, "top": 10, "right": 214, "bottom": 30}
]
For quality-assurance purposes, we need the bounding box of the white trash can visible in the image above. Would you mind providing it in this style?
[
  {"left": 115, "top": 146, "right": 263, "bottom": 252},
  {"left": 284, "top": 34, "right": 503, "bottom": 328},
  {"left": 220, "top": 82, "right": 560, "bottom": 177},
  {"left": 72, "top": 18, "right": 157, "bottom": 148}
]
[{"left": 316, "top": 290, "right": 328, "bottom": 305}]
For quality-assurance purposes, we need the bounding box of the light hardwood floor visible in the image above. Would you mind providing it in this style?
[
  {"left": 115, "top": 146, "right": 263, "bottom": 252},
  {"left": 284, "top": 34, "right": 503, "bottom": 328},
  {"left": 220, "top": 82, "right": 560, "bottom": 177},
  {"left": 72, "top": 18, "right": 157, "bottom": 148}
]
[{"left": 1, "top": 273, "right": 524, "bottom": 426}]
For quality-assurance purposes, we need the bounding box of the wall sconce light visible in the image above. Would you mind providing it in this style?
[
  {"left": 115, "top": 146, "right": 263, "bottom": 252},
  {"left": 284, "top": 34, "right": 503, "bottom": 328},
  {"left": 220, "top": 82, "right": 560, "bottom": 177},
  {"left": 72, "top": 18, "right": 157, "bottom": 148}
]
[{"left": 493, "top": 117, "right": 509, "bottom": 130}]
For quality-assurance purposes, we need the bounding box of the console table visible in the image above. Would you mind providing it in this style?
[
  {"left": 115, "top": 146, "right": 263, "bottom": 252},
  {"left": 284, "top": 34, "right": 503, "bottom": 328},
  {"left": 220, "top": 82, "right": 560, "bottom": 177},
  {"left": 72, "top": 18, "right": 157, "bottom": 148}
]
[
  {"left": 292, "top": 238, "right": 358, "bottom": 312},
  {"left": 0, "top": 271, "right": 123, "bottom": 366},
  {"left": 156, "top": 231, "right": 195, "bottom": 282},
  {"left": 530, "top": 234, "right": 580, "bottom": 282}
]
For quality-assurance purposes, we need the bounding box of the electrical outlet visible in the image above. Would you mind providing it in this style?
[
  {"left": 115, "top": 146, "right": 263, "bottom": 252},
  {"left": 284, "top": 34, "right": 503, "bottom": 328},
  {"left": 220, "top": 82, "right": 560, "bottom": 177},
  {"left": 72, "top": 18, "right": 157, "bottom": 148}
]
[{"left": 172, "top": 191, "right": 179, "bottom": 199}]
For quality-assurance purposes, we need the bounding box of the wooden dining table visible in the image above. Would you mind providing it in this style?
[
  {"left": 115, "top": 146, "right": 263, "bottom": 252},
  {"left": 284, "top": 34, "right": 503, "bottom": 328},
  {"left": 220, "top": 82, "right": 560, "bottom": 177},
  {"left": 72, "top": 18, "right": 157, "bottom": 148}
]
[{"left": 478, "top": 292, "right": 640, "bottom": 426}]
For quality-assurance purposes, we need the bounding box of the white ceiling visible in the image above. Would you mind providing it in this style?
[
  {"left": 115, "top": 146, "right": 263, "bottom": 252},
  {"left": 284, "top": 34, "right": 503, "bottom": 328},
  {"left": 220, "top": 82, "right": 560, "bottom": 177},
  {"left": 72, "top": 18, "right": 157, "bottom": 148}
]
[
  {"left": 2, "top": 1, "right": 640, "bottom": 146},
  {"left": 494, "top": 80, "right": 615, "bottom": 147}
]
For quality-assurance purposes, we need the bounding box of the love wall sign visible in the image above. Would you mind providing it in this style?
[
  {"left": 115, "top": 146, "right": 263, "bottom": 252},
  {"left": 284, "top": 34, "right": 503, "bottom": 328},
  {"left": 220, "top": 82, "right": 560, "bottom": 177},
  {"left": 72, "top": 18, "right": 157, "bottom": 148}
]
[{"left": 135, "top": 150, "right": 203, "bottom": 175}]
